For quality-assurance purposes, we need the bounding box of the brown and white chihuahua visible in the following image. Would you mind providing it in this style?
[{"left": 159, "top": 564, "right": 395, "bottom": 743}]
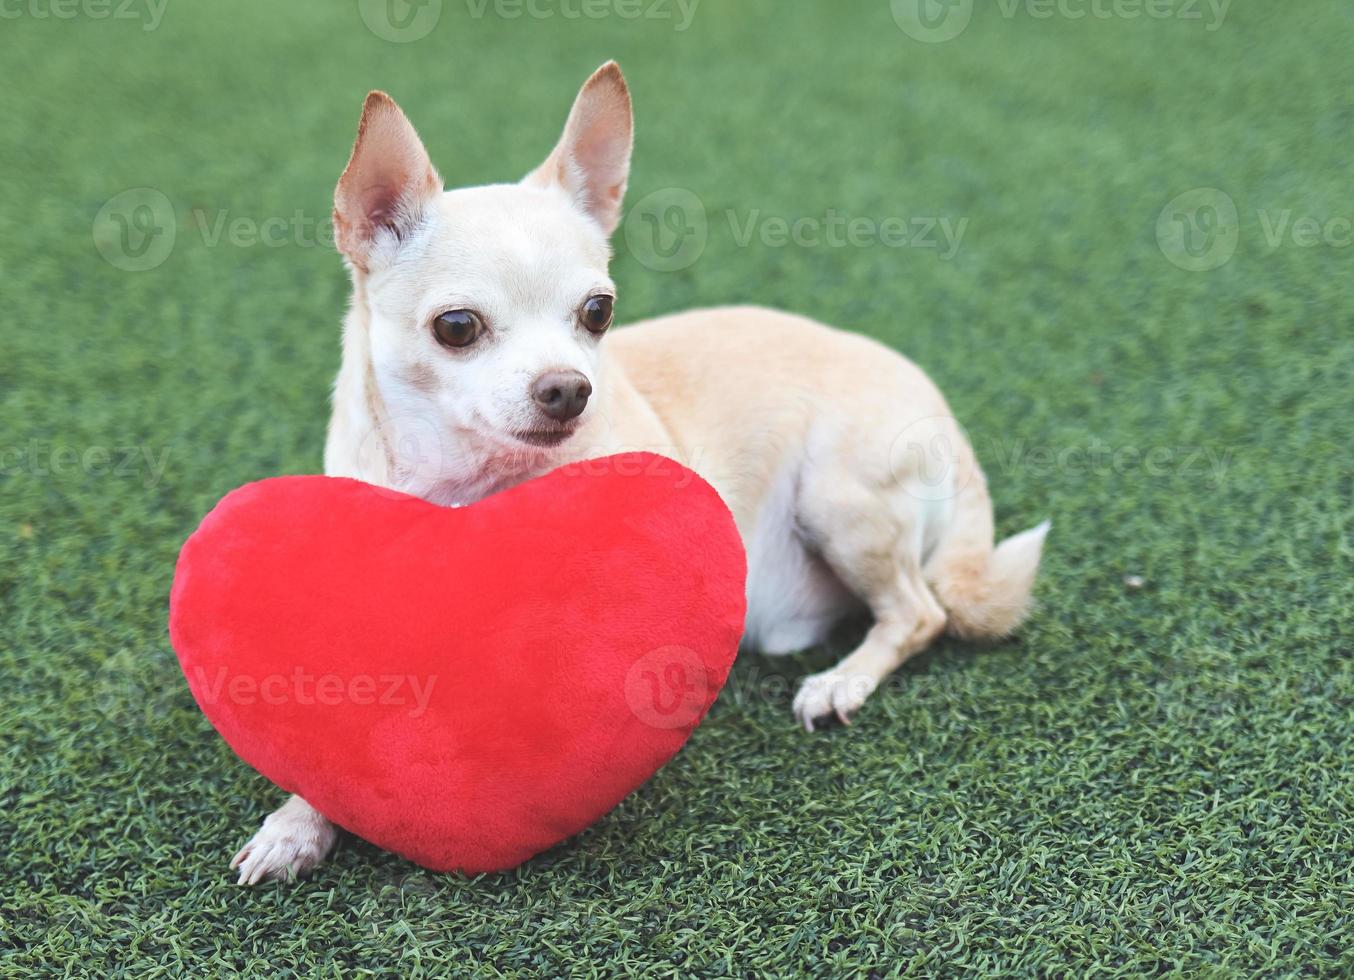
[{"left": 231, "top": 62, "right": 1049, "bottom": 884}]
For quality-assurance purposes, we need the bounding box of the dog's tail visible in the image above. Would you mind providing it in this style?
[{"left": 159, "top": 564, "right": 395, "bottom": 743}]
[{"left": 927, "top": 470, "right": 1050, "bottom": 641}]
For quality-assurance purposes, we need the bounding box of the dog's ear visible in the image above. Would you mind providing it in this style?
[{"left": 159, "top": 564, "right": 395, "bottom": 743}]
[
  {"left": 334, "top": 92, "right": 442, "bottom": 270},
  {"left": 523, "top": 62, "right": 633, "bottom": 236}
]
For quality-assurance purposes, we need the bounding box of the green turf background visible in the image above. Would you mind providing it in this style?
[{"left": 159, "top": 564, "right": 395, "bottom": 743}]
[{"left": 2, "top": 0, "right": 1351, "bottom": 975}]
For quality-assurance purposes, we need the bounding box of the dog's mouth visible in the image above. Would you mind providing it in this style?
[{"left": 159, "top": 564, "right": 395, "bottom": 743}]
[{"left": 510, "top": 426, "right": 578, "bottom": 448}]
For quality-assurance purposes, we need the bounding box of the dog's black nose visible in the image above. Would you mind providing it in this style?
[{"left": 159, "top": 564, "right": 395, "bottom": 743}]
[{"left": 531, "top": 369, "right": 592, "bottom": 422}]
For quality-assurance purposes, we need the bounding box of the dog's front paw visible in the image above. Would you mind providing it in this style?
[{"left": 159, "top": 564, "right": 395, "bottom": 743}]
[
  {"left": 230, "top": 798, "right": 337, "bottom": 885},
  {"left": 792, "top": 669, "right": 877, "bottom": 733}
]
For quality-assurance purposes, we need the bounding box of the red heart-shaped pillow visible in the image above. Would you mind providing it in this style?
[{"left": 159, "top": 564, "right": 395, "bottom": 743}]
[{"left": 169, "top": 453, "right": 746, "bottom": 873}]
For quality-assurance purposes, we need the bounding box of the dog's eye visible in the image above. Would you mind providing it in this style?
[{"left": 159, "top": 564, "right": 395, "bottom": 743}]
[
  {"left": 432, "top": 310, "right": 483, "bottom": 349},
  {"left": 580, "top": 295, "right": 614, "bottom": 335}
]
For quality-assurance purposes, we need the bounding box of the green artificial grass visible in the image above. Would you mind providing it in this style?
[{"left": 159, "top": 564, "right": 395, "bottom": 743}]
[{"left": 2, "top": 0, "right": 1352, "bottom": 975}]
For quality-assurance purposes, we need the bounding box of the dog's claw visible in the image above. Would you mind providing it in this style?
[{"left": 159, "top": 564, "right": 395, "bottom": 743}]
[
  {"left": 793, "top": 669, "right": 875, "bottom": 733},
  {"left": 231, "top": 799, "right": 337, "bottom": 885}
]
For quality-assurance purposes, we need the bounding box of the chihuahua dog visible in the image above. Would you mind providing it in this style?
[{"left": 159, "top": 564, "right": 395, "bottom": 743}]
[{"left": 231, "top": 62, "right": 1049, "bottom": 884}]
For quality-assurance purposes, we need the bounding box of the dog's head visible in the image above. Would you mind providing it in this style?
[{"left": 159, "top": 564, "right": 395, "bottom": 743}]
[{"left": 333, "top": 63, "right": 631, "bottom": 493}]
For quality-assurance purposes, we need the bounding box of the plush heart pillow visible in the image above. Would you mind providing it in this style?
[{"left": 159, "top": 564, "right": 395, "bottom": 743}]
[{"left": 169, "top": 453, "right": 746, "bottom": 873}]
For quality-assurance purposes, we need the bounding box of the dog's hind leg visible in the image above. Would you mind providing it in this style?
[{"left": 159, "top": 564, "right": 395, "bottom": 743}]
[
  {"left": 791, "top": 561, "right": 948, "bottom": 731},
  {"left": 789, "top": 463, "right": 949, "bottom": 731}
]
